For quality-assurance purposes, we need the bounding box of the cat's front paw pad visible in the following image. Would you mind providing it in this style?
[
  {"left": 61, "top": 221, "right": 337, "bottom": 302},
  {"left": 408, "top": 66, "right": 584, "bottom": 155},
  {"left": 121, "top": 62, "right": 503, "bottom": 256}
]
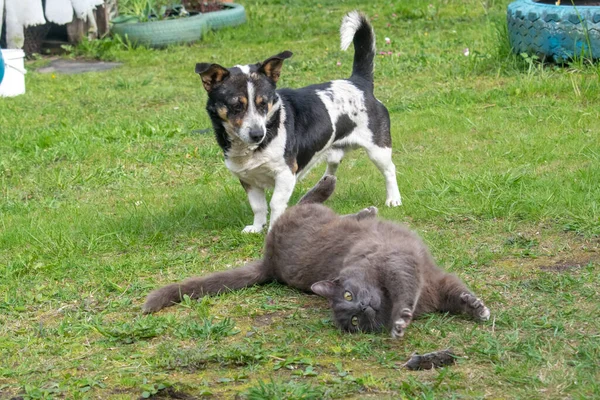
[
  {"left": 355, "top": 206, "right": 378, "bottom": 220},
  {"left": 460, "top": 292, "right": 490, "bottom": 321},
  {"left": 242, "top": 224, "right": 264, "bottom": 234},
  {"left": 392, "top": 319, "right": 408, "bottom": 339},
  {"left": 391, "top": 308, "right": 413, "bottom": 339},
  {"left": 363, "top": 206, "right": 378, "bottom": 216}
]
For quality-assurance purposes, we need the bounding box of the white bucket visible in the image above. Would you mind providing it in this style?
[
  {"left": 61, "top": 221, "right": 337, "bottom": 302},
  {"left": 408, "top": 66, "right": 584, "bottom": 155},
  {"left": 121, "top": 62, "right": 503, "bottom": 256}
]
[{"left": 0, "top": 49, "right": 27, "bottom": 97}]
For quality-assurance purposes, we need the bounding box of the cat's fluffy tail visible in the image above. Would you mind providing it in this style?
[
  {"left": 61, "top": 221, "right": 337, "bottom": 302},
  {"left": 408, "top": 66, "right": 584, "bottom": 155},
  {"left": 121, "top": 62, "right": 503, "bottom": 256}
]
[
  {"left": 143, "top": 260, "right": 270, "bottom": 313},
  {"left": 297, "top": 175, "right": 337, "bottom": 205}
]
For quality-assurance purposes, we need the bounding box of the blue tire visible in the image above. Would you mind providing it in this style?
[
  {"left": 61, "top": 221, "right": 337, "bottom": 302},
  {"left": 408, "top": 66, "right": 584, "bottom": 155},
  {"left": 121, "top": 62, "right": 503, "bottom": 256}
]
[{"left": 507, "top": 0, "right": 600, "bottom": 61}]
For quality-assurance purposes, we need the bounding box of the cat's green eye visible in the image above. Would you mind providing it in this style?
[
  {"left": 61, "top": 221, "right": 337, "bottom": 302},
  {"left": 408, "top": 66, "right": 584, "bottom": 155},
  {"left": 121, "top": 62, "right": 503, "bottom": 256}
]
[
  {"left": 351, "top": 316, "right": 359, "bottom": 326},
  {"left": 343, "top": 291, "right": 353, "bottom": 301}
]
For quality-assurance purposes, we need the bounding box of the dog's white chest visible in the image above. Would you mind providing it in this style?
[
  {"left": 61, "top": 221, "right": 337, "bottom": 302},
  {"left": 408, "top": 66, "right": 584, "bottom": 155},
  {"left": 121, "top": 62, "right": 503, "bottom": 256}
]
[
  {"left": 224, "top": 129, "right": 288, "bottom": 189},
  {"left": 226, "top": 154, "right": 277, "bottom": 188}
]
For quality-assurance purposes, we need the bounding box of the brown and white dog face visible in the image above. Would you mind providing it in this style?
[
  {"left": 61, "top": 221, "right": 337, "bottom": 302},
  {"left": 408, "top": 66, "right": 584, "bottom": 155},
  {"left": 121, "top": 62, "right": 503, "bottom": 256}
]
[{"left": 196, "top": 51, "right": 292, "bottom": 145}]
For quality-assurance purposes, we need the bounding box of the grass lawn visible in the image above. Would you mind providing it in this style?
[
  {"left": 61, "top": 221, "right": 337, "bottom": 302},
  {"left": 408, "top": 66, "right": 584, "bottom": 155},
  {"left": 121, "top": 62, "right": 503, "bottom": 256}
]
[{"left": 1, "top": 0, "right": 599, "bottom": 398}]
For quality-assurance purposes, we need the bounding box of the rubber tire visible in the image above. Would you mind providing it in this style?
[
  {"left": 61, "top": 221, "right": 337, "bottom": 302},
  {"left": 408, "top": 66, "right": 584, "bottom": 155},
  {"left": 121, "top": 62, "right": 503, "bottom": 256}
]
[
  {"left": 507, "top": 0, "right": 600, "bottom": 61},
  {"left": 111, "top": 3, "right": 246, "bottom": 48},
  {"left": 204, "top": 3, "right": 247, "bottom": 30}
]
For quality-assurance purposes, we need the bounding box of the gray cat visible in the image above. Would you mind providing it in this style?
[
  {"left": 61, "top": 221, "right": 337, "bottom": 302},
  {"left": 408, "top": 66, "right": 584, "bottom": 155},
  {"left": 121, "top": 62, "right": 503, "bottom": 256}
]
[{"left": 143, "top": 176, "right": 490, "bottom": 338}]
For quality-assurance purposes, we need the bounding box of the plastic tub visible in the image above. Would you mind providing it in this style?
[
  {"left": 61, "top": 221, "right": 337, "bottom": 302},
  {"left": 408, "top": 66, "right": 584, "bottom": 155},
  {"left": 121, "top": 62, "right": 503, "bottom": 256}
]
[{"left": 0, "top": 49, "right": 27, "bottom": 97}]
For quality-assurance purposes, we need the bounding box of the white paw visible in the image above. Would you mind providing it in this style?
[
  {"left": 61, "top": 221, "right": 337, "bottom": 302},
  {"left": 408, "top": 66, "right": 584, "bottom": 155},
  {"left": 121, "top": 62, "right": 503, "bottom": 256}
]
[
  {"left": 460, "top": 292, "right": 491, "bottom": 321},
  {"left": 242, "top": 225, "right": 264, "bottom": 234},
  {"left": 391, "top": 318, "right": 408, "bottom": 339},
  {"left": 479, "top": 306, "right": 491, "bottom": 321},
  {"left": 385, "top": 197, "right": 402, "bottom": 207}
]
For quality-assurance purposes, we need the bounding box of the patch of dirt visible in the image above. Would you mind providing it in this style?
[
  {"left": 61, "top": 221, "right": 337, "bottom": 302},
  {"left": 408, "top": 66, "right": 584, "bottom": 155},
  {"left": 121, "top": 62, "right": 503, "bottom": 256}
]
[
  {"left": 496, "top": 239, "right": 599, "bottom": 274},
  {"left": 37, "top": 59, "right": 122, "bottom": 75},
  {"left": 252, "top": 312, "right": 277, "bottom": 327},
  {"left": 539, "top": 259, "right": 592, "bottom": 272}
]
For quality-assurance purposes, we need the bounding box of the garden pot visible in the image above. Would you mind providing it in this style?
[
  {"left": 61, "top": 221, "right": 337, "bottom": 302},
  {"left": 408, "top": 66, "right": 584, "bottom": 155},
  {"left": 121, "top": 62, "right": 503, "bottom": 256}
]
[
  {"left": 110, "top": 3, "right": 246, "bottom": 48},
  {"left": 507, "top": 0, "right": 600, "bottom": 62},
  {"left": 0, "top": 50, "right": 4, "bottom": 85},
  {"left": 0, "top": 49, "right": 27, "bottom": 97}
]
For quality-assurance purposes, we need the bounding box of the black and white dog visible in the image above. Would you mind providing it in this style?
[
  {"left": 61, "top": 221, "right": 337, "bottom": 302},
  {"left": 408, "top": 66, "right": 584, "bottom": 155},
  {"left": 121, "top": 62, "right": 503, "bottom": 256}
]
[{"left": 195, "top": 11, "right": 402, "bottom": 233}]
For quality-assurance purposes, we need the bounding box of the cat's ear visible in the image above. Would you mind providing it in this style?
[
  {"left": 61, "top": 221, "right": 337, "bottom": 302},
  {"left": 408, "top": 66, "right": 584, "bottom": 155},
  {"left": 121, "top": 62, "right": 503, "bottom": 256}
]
[{"left": 311, "top": 280, "right": 339, "bottom": 299}]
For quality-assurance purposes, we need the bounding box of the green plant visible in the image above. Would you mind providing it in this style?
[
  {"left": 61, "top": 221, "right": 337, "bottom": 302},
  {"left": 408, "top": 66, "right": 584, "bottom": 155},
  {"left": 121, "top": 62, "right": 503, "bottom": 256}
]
[
  {"left": 61, "top": 34, "right": 136, "bottom": 60},
  {"left": 173, "top": 317, "right": 239, "bottom": 340},
  {"left": 113, "top": 0, "right": 188, "bottom": 23},
  {"left": 245, "top": 379, "right": 325, "bottom": 400},
  {"left": 93, "top": 315, "right": 171, "bottom": 343}
]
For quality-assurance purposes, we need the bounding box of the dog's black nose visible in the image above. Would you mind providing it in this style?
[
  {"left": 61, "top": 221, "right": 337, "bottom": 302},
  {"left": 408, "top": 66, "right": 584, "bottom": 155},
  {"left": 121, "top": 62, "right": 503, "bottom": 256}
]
[{"left": 248, "top": 128, "right": 265, "bottom": 143}]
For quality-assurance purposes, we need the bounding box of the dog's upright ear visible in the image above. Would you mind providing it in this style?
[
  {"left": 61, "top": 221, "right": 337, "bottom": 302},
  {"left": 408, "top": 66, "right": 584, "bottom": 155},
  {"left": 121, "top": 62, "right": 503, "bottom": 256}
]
[
  {"left": 258, "top": 51, "right": 293, "bottom": 84},
  {"left": 195, "top": 63, "right": 230, "bottom": 92}
]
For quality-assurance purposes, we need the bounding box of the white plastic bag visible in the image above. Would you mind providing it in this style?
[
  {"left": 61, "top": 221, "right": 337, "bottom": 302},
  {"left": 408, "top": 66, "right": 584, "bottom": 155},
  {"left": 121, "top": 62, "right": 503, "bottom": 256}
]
[
  {"left": 45, "top": 0, "right": 75, "bottom": 24},
  {"left": 5, "top": 0, "right": 46, "bottom": 48}
]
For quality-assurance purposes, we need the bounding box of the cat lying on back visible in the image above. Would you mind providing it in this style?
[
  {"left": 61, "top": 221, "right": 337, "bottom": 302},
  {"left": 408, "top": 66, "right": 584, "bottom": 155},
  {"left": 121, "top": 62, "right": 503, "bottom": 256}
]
[{"left": 143, "top": 176, "right": 490, "bottom": 338}]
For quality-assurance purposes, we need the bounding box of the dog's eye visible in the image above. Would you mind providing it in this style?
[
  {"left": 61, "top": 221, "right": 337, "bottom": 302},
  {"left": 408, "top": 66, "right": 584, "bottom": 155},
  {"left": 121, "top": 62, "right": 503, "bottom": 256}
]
[
  {"left": 231, "top": 101, "right": 245, "bottom": 113},
  {"left": 351, "top": 316, "right": 358, "bottom": 326},
  {"left": 255, "top": 97, "right": 268, "bottom": 112},
  {"left": 343, "top": 291, "right": 353, "bottom": 301},
  {"left": 257, "top": 102, "right": 267, "bottom": 112}
]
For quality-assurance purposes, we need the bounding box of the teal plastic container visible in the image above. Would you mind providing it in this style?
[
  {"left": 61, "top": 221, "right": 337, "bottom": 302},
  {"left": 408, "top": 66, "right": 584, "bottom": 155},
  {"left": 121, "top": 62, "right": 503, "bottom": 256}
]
[{"left": 0, "top": 50, "right": 5, "bottom": 85}]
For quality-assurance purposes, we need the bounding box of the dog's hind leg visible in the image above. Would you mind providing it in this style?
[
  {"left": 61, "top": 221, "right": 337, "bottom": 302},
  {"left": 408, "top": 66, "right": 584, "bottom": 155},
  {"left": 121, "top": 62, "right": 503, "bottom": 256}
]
[{"left": 365, "top": 144, "right": 402, "bottom": 207}]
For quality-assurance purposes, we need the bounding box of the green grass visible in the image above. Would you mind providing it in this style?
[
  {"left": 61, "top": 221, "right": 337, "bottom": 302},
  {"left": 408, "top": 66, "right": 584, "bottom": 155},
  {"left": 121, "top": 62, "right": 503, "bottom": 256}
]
[{"left": 1, "top": 0, "right": 599, "bottom": 398}]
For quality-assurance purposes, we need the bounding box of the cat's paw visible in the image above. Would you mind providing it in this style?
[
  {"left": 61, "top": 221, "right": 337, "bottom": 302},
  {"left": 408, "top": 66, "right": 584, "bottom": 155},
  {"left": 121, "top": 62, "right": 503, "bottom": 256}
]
[
  {"left": 363, "top": 206, "right": 378, "bottom": 217},
  {"left": 460, "top": 292, "right": 490, "bottom": 321},
  {"left": 391, "top": 308, "right": 413, "bottom": 339},
  {"left": 392, "top": 319, "right": 408, "bottom": 338},
  {"left": 355, "top": 206, "right": 378, "bottom": 220},
  {"left": 242, "top": 224, "right": 264, "bottom": 234}
]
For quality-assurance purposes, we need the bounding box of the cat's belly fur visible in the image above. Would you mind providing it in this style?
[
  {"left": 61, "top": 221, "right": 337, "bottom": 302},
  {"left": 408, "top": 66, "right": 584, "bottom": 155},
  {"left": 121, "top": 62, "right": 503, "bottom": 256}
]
[{"left": 264, "top": 203, "right": 369, "bottom": 290}]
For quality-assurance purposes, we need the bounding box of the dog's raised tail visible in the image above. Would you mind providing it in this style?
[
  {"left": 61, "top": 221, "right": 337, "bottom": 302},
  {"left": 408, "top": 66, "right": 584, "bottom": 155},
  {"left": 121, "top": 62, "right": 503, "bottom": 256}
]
[{"left": 340, "top": 11, "right": 375, "bottom": 83}]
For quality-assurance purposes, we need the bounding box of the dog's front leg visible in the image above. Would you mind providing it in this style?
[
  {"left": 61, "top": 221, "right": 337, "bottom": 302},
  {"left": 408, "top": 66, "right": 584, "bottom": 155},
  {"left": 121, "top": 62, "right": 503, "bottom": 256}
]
[
  {"left": 240, "top": 181, "right": 268, "bottom": 233},
  {"left": 269, "top": 169, "right": 296, "bottom": 231}
]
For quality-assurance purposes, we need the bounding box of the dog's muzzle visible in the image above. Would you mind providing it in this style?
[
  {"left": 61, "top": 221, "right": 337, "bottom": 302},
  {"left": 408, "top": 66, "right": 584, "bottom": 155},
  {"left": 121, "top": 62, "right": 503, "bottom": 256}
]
[{"left": 248, "top": 127, "right": 266, "bottom": 143}]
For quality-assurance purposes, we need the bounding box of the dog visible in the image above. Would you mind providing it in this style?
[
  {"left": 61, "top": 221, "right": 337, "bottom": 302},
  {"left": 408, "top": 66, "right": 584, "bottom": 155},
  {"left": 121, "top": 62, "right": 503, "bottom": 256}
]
[{"left": 195, "top": 11, "right": 402, "bottom": 233}]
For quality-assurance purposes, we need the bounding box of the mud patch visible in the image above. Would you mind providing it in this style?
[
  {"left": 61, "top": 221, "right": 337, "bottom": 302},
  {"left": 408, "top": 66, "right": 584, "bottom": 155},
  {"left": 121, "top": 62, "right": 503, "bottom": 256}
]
[
  {"left": 252, "top": 312, "right": 277, "bottom": 327},
  {"left": 37, "top": 59, "right": 122, "bottom": 75},
  {"left": 540, "top": 260, "right": 587, "bottom": 272}
]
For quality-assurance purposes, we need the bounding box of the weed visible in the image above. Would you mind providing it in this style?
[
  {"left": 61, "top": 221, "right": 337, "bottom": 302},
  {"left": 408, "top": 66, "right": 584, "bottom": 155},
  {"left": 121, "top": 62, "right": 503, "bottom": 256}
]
[
  {"left": 173, "top": 317, "right": 239, "bottom": 340},
  {"left": 245, "top": 378, "right": 325, "bottom": 400}
]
